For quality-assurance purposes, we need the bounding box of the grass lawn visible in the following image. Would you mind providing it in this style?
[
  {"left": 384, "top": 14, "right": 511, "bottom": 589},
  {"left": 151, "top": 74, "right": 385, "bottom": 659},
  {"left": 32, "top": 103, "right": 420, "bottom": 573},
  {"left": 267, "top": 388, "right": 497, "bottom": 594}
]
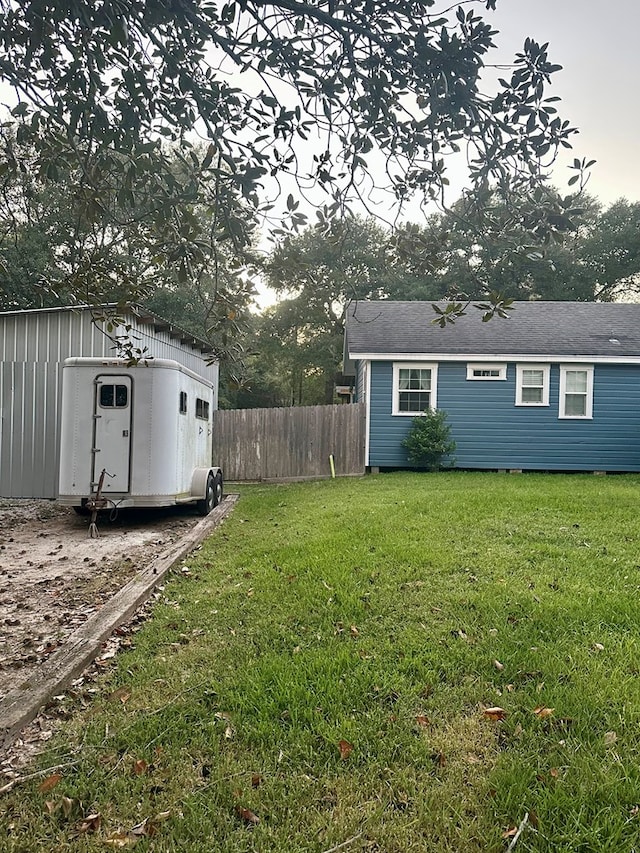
[{"left": 4, "top": 471, "right": 640, "bottom": 851}]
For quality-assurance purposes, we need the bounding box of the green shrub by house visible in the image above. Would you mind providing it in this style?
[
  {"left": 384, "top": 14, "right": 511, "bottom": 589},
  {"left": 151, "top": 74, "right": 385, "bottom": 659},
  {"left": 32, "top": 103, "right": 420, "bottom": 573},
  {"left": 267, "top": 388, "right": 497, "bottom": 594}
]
[{"left": 401, "top": 409, "right": 456, "bottom": 470}]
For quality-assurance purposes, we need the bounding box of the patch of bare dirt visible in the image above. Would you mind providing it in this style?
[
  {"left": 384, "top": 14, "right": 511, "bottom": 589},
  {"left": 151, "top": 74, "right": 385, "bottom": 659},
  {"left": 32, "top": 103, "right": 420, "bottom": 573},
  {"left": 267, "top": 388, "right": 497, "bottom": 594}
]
[{"left": 0, "top": 498, "right": 201, "bottom": 701}]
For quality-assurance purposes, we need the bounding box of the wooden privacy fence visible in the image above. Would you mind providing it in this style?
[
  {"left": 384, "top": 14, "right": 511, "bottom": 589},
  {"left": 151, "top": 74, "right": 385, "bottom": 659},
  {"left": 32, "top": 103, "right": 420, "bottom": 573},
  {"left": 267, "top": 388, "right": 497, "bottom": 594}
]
[{"left": 212, "top": 403, "right": 366, "bottom": 481}]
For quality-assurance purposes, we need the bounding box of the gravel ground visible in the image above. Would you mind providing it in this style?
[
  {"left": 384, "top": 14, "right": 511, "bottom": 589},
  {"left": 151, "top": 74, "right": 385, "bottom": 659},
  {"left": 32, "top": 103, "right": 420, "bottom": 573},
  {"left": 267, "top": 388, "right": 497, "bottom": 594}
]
[{"left": 0, "top": 498, "right": 202, "bottom": 702}]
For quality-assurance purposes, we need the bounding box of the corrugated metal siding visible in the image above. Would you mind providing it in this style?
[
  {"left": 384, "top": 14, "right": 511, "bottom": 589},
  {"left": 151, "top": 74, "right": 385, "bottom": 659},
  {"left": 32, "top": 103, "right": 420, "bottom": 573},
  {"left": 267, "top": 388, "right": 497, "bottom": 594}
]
[
  {"left": 368, "top": 361, "right": 640, "bottom": 471},
  {"left": 0, "top": 308, "right": 218, "bottom": 498}
]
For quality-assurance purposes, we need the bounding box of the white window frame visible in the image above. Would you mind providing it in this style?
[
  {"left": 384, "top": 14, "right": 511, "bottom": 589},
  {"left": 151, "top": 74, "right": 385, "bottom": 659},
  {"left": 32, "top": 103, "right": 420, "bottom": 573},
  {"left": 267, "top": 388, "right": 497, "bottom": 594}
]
[
  {"left": 559, "top": 365, "right": 594, "bottom": 419},
  {"left": 392, "top": 363, "right": 438, "bottom": 416},
  {"left": 466, "top": 363, "right": 507, "bottom": 381},
  {"left": 515, "top": 364, "right": 550, "bottom": 407}
]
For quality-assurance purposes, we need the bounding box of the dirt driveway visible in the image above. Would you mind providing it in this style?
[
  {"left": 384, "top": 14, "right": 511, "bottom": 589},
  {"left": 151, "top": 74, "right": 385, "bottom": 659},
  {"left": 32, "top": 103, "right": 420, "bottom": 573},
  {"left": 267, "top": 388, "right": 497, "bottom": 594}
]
[{"left": 0, "top": 498, "right": 202, "bottom": 703}]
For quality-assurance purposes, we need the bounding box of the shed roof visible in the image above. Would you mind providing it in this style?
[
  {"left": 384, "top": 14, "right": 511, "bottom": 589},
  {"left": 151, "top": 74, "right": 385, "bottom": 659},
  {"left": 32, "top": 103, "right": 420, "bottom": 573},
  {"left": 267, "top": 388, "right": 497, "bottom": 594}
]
[
  {"left": 0, "top": 303, "right": 215, "bottom": 356},
  {"left": 346, "top": 301, "right": 640, "bottom": 359}
]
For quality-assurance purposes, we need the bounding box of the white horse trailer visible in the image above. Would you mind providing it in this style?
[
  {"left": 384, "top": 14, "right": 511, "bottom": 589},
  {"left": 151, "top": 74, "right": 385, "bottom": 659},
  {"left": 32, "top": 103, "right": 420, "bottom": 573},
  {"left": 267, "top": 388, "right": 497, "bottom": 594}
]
[{"left": 58, "top": 357, "right": 223, "bottom": 515}]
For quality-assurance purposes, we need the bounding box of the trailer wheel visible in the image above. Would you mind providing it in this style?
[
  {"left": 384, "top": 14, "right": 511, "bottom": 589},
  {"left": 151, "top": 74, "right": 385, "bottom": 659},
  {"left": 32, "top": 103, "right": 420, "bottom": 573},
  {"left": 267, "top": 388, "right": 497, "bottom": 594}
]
[
  {"left": 213, "top": 472, "right": 223, "bottom": 508},
  {"left": 197, "top": 473, "right": 216, "bottom": 516}
]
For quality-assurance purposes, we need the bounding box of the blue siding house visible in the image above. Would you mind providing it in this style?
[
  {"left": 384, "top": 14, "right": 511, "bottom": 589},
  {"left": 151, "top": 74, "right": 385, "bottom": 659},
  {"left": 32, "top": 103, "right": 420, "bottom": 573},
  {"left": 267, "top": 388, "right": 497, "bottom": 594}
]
[{"left": 344, "top": 301, "right": 640, "bottom": 472}]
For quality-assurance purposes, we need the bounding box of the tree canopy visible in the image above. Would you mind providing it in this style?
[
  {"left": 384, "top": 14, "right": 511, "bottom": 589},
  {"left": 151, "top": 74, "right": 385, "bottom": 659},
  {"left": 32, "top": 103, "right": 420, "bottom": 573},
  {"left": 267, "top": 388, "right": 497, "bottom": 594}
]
[
  {"left": 230, "top": 193, "right": 640, "bottom": 408},
  {"left": 261, "top": 215, "right": 443, "bottom": 403},
  {"left": 0, "top": 0, "right": 578, "bottom": 316},
  {"left": 405, "top": 187, "right": 602, "bottom": 303},
  {"left": 419, "top": 192, "right": 640, "bottom": 304}
]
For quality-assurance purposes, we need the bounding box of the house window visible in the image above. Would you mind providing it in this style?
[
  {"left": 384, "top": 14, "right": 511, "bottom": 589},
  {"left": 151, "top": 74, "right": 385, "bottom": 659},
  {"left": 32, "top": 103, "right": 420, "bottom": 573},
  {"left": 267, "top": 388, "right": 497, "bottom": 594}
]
[
  {"left": 179, "top": 391, "right": 187, "bottom": 414},
  {"left": 466, "top": 363, "right": 507, "bottom": 381},
  {"left": 392, "top": 363, "right": 438, "bottom": 415},
  {"left": 559, "top": 365, "right": 593, "bottom": 419},
  {"left": 515, "top": 364, "right": 550, "bottom": 406},
  {"left": 99, "top": 384, "right": 128, "bottom": 408},
  {"left": 195, "top": 397, "right": 210, "bottom": 420}
]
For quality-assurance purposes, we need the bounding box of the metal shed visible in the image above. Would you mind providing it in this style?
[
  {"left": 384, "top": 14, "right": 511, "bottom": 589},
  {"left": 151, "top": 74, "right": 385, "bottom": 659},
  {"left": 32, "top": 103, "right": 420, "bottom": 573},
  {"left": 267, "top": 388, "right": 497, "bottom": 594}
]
[{"left": 0, "top": 305, "right": 218, "bottom": 499}]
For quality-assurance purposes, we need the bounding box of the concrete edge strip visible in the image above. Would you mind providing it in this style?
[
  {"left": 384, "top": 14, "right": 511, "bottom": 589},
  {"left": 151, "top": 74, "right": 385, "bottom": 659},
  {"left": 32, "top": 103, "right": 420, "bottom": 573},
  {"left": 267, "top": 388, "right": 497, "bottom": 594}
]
[{"left": 0, "top": 494, "right": 239, "bottom": 751}]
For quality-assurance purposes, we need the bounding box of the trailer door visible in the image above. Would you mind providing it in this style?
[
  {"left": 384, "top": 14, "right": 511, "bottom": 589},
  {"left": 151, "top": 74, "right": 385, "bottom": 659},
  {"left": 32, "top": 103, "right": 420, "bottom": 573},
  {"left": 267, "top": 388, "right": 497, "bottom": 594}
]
[{"left": 92, "top": 375, "right": 132, "bottom": 493}]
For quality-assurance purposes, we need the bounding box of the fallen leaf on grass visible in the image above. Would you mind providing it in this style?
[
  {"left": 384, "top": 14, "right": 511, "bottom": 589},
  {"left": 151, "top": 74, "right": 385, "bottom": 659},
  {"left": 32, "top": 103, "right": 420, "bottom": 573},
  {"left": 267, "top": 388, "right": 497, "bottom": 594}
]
[
  {"left": 98, "top": 648, "right": 117, "bottom": 661},
  {"left": 215, "top": 711, "right": 235, "bottom": 739},
  {"left": 75, "top": 813, "right": 101, "bottom": 834},
  {"left": 338, "top": 740, "right": 353, "bottom": 759},
  {"left": 235, "top": 805, "right": 260, "bottom": 825},
  {"left": 415, "top": 715, "right": 431, "bottom": 728},
  {"left": 483, "top": 707, "right": 507, "bottom": 721},
  {"left": 433, "top": 751, "right": 446, "bottom": 768},
  {"left": 104, "top": 833, "right": 137, "bottom": 848},
  {"left": 502, "top": 826, "right": 518, "bottom": 839},
  {"left": 133, "top": 759, "right": 148, "bottom": 776},
  {"left": 104, "top": 812, "right": 171, "bottom": 847},
  {"left": 38, "top": 773, "right": 61, "bottom": 794},
  {"left": 251, "top": 774, "right": 263, "bottom": 788},
  {"left": 604, "top": 730, "right": 618, "bottom": 746},
  {"left": 44, "top": 796, "right": 75, "bottom": 817},
  {"left": 131, "top": 818, "right": 155, "bottom": 837},
  {"left": 109, "top": 686, "right": 132, "bottom": 705},
  {"left": 493, "top": 660, "right": 505, "bottom": 671},
  {"left": 533, "top": 707, "right": 554, "bottom": 718},
  {"left": 592, "top": 643, "right": 605, "bottom": 652},
  {"left": 131, "top": 814, "right": 169, "bottom": 838}
]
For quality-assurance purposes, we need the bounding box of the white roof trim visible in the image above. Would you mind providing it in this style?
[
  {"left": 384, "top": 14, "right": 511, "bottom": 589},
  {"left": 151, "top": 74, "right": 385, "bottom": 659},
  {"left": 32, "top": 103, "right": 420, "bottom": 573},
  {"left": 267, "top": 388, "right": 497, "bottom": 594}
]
[{"left": 349, "top": 352, "right": 640, "bottom": 365}]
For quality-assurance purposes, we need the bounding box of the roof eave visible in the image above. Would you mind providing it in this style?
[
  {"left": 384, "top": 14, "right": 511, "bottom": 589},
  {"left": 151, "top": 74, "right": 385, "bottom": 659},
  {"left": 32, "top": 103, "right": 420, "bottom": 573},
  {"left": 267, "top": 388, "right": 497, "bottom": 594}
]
[{"left": 349, "top": 351, "right": 640, "bottom": 364}]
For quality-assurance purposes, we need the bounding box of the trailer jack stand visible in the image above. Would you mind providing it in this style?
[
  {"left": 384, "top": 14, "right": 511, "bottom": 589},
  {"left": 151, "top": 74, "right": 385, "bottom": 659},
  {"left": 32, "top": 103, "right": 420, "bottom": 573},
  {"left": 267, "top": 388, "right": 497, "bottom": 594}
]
[{"left": 87, "top": 468, "right": 110, "bottom": 538}]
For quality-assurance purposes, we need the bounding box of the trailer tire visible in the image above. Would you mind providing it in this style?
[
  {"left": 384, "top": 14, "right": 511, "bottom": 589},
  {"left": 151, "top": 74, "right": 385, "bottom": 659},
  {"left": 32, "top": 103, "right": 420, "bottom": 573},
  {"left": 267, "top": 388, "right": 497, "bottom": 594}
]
[
  {"left": 213, "top": 472, "right": 223, "bottom": 508},
  {"left": 197, "top": 473, "right": 216, "bottom": 516}
]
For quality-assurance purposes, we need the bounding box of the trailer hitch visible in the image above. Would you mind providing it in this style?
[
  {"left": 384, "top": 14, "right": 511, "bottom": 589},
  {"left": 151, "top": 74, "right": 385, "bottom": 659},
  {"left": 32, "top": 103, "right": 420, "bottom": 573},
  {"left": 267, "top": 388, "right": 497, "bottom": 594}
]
[{"left": 87, "top": 468, "right": 113, "bottom": 538}]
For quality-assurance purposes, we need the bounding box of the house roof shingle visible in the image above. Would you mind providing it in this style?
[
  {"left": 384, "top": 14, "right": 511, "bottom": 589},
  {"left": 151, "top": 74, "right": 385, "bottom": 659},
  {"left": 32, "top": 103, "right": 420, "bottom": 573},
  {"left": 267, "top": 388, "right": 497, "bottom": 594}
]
[{"left": 346, "top": 301, "right": 640, "bottom": 358}]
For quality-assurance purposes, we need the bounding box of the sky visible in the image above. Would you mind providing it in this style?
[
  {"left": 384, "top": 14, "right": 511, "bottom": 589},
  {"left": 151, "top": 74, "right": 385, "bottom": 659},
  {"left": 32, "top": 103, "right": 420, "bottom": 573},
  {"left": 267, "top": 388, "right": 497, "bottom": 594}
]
[{"left": 484, "top": 0, "right": 640, "bottom": 206}]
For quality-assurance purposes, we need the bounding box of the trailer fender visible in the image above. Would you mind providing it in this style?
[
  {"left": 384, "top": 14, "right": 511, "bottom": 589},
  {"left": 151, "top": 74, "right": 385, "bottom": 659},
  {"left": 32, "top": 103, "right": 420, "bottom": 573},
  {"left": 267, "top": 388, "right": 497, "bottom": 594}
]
[{"left": 191, "top": 467, "right": 223, "bottom": 515}]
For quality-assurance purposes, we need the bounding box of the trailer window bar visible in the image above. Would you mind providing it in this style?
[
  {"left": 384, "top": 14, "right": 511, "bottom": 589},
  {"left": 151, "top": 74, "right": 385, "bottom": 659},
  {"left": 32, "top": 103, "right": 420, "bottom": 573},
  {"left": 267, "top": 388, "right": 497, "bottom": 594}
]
[{"left": 179, "top": 391, "right": 187, "bottom": 414}]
